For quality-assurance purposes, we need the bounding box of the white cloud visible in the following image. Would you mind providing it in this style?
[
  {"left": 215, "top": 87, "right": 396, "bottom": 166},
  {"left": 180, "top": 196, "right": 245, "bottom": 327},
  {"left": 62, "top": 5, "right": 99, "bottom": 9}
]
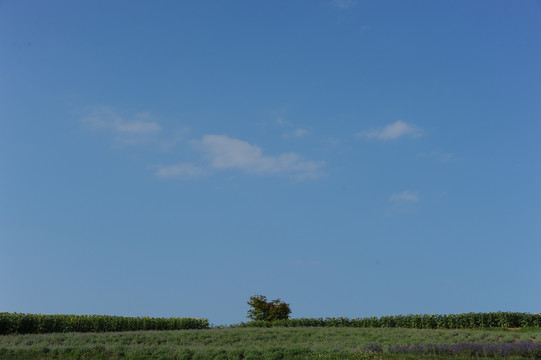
[
  {"left": 81, "top": 107, "right": 162, "bottom": 145},
  {"left": 155, "top": 163, "right": 206, "bottom": 180},
  {"left": 82, "top": 108, "right": 325, "bottom": 181},
  {"left": 357, "top": 120, "right": 421, "bottom": 140},
  {"left": 194, "top": 135, "right": 325, "bottom": 180},
  {"left": 390, "top": 190, "right": 419, "bottom": 203}
]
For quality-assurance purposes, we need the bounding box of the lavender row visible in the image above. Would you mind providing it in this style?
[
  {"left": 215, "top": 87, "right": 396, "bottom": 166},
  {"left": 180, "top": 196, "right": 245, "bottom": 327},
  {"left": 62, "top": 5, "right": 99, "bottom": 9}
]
[{"left": 388, "top": 342, "right": 541, "bottom": 357}]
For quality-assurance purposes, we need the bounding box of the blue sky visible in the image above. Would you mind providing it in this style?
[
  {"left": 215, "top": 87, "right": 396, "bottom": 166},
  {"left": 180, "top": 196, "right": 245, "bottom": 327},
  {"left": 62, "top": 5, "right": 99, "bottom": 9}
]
[{"left": 1, "top": 0, "right": 540, "bottom": 325}]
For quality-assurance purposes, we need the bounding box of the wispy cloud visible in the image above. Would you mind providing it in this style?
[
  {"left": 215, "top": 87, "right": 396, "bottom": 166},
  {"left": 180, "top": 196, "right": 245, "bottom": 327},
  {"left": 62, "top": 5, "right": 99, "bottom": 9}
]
[
  {"left": 331, "top": 0, "right": 358, "bottom": 9},
  {"left": 419, "top": 149, "right": 455, "bottom": 163},
  {"left": 81, "top": 108, "right": 325, "bottom": 181},
  {"left": 275, "top": 117, "right": 289, "bottom": 126},
  {"left": 274, "top": 116, "right": 309, "bottom": 139},
  {"left": 390, "top": 190, "right": 419, "bottom": 203},
  {"left": 81, "top": 107, "right": 162, "bottom": 145},
  {"left": 193, "top": 135, "right": 325, "bottom": 180},
  {"left": 282, "top": 128, "right": 308, "bottom": 139},
  {"left": 159, "top": 127, "right": 190, "bottom": 151},
  {"left": 154, "top": 163, "right": 207, "bottom": 180},
  {"left": 293, "top": 129, "right": 308, "bottom": 138},
  {"left": 115, "top": 121, "right": 160, "bottom": 134},
  {"left": 357, "top": 120, "right": 421, "bottom": 140}
]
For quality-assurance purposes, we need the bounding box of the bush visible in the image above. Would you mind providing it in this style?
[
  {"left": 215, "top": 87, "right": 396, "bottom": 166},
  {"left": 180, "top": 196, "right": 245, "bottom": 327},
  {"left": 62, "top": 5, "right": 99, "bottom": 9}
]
[{"left": 247, "top": 295, "right": 291, "bottom": 322}]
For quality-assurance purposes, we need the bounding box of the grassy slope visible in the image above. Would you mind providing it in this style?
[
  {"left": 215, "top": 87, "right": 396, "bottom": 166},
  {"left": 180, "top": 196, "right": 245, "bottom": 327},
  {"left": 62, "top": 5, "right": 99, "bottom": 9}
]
[{"left": 0, "top": 327, "right": 539, "bottom": 360}]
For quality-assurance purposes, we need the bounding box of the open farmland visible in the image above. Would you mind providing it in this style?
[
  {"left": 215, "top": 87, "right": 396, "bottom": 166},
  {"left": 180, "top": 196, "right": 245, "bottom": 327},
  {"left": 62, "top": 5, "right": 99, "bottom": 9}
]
[
  {"left": 1, "top": 326, "right": 540, "bottom": 360},
  {"left": 4, "top": 1, "right": 539, "bottom": 358}
]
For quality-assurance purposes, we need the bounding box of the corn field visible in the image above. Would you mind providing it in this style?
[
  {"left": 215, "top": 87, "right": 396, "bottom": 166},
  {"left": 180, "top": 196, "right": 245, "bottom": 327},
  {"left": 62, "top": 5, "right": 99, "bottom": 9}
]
[
  {"left": 240, "top": 312, "right": 541, "bottom": 329},
  {"left": 2, "top": 311, "right": 539, "bottom": 335},
  {"left": 0, "top": 313, "right": 209, "bottom": 335}
]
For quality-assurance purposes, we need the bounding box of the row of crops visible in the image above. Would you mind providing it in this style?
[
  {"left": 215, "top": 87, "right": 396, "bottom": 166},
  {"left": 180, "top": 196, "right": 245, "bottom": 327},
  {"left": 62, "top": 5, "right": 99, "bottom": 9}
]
[
  {"left": 2, "top": 312, "right": 539, "bottom": 334},
  {"left": 239, "top": 312, "right": 541, "bottom": 329},
  {"left": 0, "top": 313, "right": 209, "bottom": 335}
]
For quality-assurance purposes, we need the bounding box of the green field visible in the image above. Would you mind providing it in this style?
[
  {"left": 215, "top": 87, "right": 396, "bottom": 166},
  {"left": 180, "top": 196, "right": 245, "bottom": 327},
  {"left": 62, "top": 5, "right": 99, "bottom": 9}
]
[{"left": 1, "top": 326, "right": 540, "bottom": 360}]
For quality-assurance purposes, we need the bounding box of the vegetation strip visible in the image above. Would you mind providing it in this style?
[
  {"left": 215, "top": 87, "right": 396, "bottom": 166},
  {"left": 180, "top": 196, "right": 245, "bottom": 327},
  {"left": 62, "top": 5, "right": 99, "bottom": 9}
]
[
  {"left": 2, "top": 312, "right": 541, "bottom": 336},
  {"left": 0, "top": 313, "right": 209, "bottom": 335},
  {"left": 238, "top": 312, "right": 541, "bottom": 329},
  {"left": 0, "top": 327, "right": 539, "bottom": 359},
  {"left": 1, "top": 312, "right": 540, "bottom": 359},
  {"left": 388, "top": 342, "right": 541, "bottom": 357}
]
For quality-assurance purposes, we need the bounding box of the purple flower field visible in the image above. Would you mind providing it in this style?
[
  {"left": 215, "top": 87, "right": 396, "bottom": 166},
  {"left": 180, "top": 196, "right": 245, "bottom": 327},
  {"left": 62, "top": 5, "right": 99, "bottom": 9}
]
[{"left": 388, "top": 342, "right": 541, "bottom": 358}]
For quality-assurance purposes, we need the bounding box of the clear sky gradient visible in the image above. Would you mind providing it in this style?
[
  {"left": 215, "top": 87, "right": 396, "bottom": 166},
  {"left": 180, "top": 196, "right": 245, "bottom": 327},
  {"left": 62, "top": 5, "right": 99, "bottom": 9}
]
[{"left": 1, "top": 0, "right": 540, "bottom": 325}]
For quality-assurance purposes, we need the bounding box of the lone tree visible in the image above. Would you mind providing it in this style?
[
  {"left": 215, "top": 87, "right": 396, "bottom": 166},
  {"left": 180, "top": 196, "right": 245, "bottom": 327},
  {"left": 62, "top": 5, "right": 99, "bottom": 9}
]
[{"left": 247, "top": 295, "right": 291, "bottom": 321}]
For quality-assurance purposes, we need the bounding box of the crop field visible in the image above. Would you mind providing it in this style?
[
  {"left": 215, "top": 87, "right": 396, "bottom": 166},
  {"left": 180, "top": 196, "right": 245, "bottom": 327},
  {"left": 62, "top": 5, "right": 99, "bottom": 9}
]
[
  {"left": 1, "top": 312, "right": 540, "bottom": 359},
  {"left": 3, "top": 312, "right": 540, "bottom": 335},
  {"left": 1, "top": 326, "right": 540, "bottom": 360},
  {"left": 0, "top": 314, "right": 209, "bottom": 335}
]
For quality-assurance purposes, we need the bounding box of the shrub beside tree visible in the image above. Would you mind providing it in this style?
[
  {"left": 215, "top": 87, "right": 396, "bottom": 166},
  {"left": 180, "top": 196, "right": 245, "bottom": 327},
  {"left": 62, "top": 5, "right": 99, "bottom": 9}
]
[{"left": 247, "top": 295, "right": 291, "bottom": 321}]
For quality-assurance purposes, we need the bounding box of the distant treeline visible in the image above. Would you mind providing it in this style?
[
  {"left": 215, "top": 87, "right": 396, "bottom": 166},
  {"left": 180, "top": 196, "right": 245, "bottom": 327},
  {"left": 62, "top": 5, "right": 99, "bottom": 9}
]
[
  {"left": 238, "top": 312, "right": 541, "bottom": 329},
  {"left": 0, "top": 313, "right": 209, "bottom": 335}
]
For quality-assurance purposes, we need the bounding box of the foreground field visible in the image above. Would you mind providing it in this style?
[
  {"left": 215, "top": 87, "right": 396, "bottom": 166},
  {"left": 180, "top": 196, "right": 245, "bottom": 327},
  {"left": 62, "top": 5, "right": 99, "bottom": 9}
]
[{"left": 0, "top": 327, "right": 540, "bottom": 360}]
